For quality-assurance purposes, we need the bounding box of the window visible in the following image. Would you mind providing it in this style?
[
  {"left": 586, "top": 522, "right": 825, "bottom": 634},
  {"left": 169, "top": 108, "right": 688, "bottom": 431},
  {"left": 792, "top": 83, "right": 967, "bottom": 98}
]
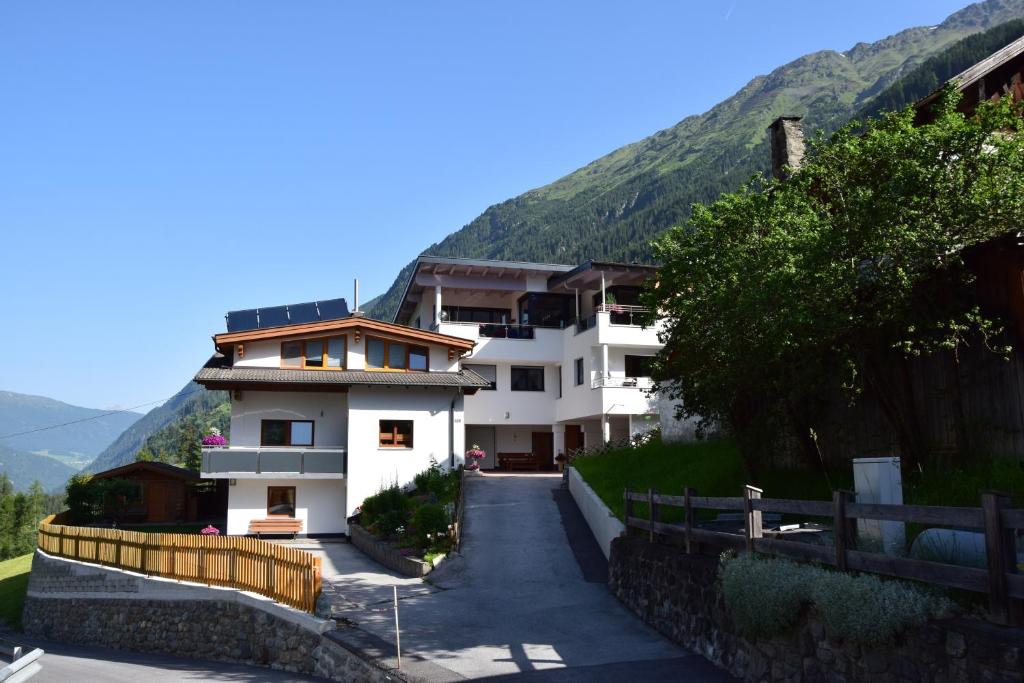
[
  {"left": 511, "top": 366, "right": 545, "bottom": 392},
  {"left": 409, "top": 346, "right": 429, "bottom": 371},
  {"left": 379, "top": 420, "right": 413, "bottom": 448},
  {"left": 260, "top": 420, "right": 315, "bottom": 447},
  {"left": 464, "top": 364, "right": 496, "bottom": 390},
  {"left": 365, "top": 337, "right": 429, "bottom": 371},
  {"left": 517, "top": 292, "right": 575, "bottom": 328},
  {"left": 574, "top": 358, "right": 584, "bottom": 386},
  {"left": 557, "top": 365, "right": 562, "bottom": 398},
  {"left": 442, "top": 305, "right": 511, "bottom": 324},
  {"left": 267, "top": 486, "right": 296, "bottom": 517},
  {"left": 282, "top": 341, "right": 302, "bottom": 368},
  {"left": 625, "top": 355, "right": 655, "bottom": 378},
  {"left": 280, "top": 337, "right": 346, "bottom": 370}
]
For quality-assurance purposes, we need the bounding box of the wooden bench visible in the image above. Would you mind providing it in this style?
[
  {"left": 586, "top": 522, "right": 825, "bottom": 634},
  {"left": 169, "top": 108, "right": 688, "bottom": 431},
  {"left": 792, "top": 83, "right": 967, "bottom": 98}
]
[
  {"left": 248, "top": 518, "right": 303, "bottom": 538},
  {"left": 498, "top": 452, "right": 541, "bottom": 471}
]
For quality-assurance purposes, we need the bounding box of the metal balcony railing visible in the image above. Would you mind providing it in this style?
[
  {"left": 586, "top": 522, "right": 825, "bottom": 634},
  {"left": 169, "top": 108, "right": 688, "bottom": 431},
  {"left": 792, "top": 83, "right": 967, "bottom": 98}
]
[
  {"left": 591, "top": 376, "right": 654, "bottom": 389},
  {"left": 201, "top": 446, "right": 347, "bottom": 476},
  {"left": 596, "top": 304, "right": 650, "bottom": 326}
]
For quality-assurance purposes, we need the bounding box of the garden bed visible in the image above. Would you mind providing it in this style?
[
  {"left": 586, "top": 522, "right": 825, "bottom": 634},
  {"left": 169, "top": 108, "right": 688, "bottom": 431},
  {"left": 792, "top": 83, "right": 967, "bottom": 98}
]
[{"left": 351, "top": 462, "right": 462, "bottom": 575}]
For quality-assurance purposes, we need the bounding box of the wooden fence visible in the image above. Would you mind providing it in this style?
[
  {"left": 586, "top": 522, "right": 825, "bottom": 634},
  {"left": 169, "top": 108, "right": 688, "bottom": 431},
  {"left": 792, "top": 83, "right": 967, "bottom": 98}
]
[
  {"left": 36, "top": 520, "right": 322, "bottom": 613},
  {"left": 624, "top": 486, "right": 1024, "bottom": 626}
]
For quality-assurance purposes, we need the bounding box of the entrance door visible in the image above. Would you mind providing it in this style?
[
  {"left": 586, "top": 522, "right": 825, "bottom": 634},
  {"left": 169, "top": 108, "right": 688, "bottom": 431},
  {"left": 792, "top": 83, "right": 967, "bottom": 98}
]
[
  {"left": 531, "top": 432, "right": 554, "bottom": 470},
  {"left": 564, "top": 424, "right": 584, "bottom": 455}
]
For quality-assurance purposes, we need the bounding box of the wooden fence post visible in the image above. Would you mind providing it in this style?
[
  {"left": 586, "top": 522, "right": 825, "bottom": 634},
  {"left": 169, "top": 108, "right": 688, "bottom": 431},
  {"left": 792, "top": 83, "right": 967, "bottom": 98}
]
[
  {"left": 743, "top": 485, "right": 763, "bottom": 554},
  {"left": 833, "top": 490, "right": 855, "bottom": 571},
  {"left": 982, "top": 492, "right": 1022, "bottom": 626},
  {"left": 684, "top": 487, "right": 694, "bottom": 555},
  {"left": 624, "top": 488, "right": 633, "bottom": 536},
  {"left": 648, "top": 488, "right": 659, "bottom": 543}
]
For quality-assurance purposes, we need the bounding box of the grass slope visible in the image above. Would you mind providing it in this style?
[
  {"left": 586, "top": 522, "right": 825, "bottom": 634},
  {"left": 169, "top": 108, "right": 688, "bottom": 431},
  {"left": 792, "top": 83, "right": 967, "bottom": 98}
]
[{"left": 0, "top": 553, "right": 32, "bottom": 629}]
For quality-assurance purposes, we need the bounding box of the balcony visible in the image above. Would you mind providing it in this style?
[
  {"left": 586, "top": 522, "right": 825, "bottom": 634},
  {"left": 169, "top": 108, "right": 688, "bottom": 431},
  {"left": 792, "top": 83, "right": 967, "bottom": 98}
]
[
  {"left": 596, "top": 304, "right": 650, "bottom": 326},
  {"left": 591, "top": 376, "right": 655, "bottom": 390},
  {"left": 201, "top": 446, "right": 346, "bottom": 479}
]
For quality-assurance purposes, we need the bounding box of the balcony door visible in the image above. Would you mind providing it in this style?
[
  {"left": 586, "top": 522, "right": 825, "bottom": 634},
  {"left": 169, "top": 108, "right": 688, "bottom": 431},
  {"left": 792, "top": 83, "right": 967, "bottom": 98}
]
[{"left": 565, "top": 425, "right": 584, "bottom": 455}]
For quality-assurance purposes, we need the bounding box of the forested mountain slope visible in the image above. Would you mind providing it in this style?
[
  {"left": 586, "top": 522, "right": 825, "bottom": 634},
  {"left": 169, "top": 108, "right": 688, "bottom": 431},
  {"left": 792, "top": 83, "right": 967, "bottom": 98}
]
[
  {"left": 84, "top": 383, "right": 228, "bottom": 473},
  {"left": 366, "top": 0, "right": 1024, "bottom": 321},
  {"left": 0, "top": 443, "right": 78, "bottom": 493}
]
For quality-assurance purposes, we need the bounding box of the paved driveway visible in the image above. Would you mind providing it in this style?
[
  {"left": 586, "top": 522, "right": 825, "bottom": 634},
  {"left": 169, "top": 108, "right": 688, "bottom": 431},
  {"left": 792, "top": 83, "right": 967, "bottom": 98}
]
[{"left": 326, "top": 473, "right": 730, "bottom": 681}]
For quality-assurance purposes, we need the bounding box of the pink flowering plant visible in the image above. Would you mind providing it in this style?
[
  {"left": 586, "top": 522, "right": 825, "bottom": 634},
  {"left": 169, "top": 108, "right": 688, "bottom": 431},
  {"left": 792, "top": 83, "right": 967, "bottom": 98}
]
[
  {"left": 200, "top": 525, "right": 220, "bottom": 535},
  {"left": 201, "top": 427, "right": 227, "bottom": 446},
  {"left": 465, "top": 444, "right": 486, "bottom": 471}
]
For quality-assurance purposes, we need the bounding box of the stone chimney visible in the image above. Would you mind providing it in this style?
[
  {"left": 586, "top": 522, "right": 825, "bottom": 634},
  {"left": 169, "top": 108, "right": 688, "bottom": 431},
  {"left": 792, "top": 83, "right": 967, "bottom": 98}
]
[{"left": 768, "top": 116, "right": 805, "bottom": 180}]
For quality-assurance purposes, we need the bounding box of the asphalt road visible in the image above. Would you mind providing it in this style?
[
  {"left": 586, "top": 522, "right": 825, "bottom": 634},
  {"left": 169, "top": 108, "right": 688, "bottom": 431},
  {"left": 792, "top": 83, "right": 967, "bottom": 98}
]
[
  {"left": 347, "top": 473, "right": 732, "bottom": 681},
  {"left": 13, "top": 637, "right": 322, "bottom": 682}
]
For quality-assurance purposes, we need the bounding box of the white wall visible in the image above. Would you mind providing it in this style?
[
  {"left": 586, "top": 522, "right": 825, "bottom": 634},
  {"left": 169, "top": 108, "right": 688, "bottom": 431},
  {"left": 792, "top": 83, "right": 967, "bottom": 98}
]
[
  {"left": 226, "top": 478, "right": 347, "bottom": 535},
  {"left": 231, "top": 333, "right": 459, "bottom": 373},
  {"left": 229, "top": 391, "right": 348, "bottom": 448},
  {"left": 345, "top": 386, "right": 464, "bottom": 519},
  {"left": 567, "top": 467, "right": 625, "bottom": 560},
  {"left": 657, "top": 392, "right": 701, "bottom": 443},
  {"left": 494, "top": 425, "right": 552, "bottom": 453},
  {"left": 463, "top": 361, "right": 558, "bottom": 425}
]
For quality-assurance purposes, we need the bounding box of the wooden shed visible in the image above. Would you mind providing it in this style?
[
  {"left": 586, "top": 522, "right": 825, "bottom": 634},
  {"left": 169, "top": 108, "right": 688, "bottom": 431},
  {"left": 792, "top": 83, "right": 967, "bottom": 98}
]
[{"left": 90, "top": 461, "right": 200, "bottom": 523}]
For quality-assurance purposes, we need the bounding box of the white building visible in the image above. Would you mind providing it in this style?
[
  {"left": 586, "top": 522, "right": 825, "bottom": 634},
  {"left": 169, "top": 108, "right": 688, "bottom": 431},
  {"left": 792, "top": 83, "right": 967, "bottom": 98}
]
[
  {"left": 194, "top": 299, "right": 487, "bottom": 536},
  {"left": 393, "top": 257, "right": 665, "bottom": 470}
]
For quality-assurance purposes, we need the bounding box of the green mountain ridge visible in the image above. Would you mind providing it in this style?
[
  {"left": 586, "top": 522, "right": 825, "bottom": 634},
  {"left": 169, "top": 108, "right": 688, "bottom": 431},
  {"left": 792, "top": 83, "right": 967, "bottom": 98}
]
[
  {"left": 0, "top": 443, "right": 78, "bottom": 493},
  {"left": 366, "top": 0, "right": 1024, "bottom": 322},
  {"left": 0, "top": 390, "right": 143, "bottom": 465}
]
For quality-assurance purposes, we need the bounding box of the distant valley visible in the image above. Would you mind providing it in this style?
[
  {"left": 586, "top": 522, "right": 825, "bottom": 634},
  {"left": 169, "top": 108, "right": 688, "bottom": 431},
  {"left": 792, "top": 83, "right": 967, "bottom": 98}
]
[{"left": 0, "top": 390, "right": 143, "bottom": 491}]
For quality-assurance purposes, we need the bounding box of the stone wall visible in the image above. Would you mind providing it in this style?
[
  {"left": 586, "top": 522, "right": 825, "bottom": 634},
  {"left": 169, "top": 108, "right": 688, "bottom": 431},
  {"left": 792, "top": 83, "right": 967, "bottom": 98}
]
[
  {"left": 349, "top": 523, "right": 431, "bottom": 577},
  {"left": 22, "top": 550, "right": 402, "bottom": 682},
  {"left": 609, "top": 536, "right": 1024, "bottom": 682}
]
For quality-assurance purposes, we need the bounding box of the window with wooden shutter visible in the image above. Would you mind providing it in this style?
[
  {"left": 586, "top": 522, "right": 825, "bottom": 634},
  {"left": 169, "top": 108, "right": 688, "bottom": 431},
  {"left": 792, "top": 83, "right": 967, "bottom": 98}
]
[{"left": 379, "top": 420, "right": 414, "bottom": 448}]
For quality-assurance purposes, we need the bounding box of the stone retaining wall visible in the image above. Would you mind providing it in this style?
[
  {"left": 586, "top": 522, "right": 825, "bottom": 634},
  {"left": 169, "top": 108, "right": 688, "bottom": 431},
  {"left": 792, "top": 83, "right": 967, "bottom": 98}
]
[
  {"left": 349, "top": 523, "right": 431, "bottom": 577},
  {"left": 22, "top": 550, "right": 402, "bottom": 682},
  {"left": 609, "top": 536, "right": 1024, "bottom": 682}
]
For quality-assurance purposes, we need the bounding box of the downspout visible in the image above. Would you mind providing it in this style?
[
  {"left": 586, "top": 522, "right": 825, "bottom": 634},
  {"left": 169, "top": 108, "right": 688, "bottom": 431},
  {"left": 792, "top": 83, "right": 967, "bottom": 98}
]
[{"left": 449, "top": 392, "right": 457, "bottom": 469}]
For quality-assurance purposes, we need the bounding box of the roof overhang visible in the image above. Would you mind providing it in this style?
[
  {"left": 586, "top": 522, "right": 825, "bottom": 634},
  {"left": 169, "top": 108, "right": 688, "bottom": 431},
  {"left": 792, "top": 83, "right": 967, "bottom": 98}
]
[
  {"left": 915, "top": 34, "right": 1024, "bottom": 121},
  {"left": 547, "top": 261, "right": 658, "bottom": 291},
  {"left": 394, "top": 256, "right": 575, "bottom": 324},
  {"left": 212, "top": 315, "right": 475, "bottom": 354}
]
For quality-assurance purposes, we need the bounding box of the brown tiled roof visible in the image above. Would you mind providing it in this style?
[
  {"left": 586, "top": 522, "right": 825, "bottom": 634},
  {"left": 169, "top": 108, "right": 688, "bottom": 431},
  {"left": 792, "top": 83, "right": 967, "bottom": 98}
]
[
  {"left": 91, "top": 461, "right": 199, "bottom": 481},
  {"left": 194, "top": 355, "right": 490, "bottom": 389}
]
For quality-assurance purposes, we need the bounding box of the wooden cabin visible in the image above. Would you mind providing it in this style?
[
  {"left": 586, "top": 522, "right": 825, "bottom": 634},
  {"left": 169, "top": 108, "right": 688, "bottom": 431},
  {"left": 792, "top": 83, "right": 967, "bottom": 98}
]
[{"left": 90, "top": 461, "right": 200, "bottom": 523}]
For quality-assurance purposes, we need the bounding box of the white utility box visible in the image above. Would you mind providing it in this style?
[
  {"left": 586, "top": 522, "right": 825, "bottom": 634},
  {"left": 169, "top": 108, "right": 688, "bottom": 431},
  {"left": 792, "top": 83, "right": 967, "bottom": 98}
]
[{"left": 853, "top": 457, "right": 906, "bottom": 555}]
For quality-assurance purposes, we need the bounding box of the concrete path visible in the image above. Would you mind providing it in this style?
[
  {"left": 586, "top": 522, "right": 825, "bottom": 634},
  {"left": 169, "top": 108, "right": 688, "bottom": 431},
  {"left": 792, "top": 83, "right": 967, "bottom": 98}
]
[{"left": 328, "top": 473, "right": 730, "bottom": 681}]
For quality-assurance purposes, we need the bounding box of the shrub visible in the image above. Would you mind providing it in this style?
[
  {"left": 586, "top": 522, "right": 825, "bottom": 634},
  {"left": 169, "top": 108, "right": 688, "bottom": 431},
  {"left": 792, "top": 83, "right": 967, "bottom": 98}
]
[
  {"left": 719, "top": 553, "right": 954, "bottom": 644},
  {"left": 409, "top": 503, "right": 449, "bottom": 545},
  {"left": 412, "top": 461, "right": 459, "bottom": 503},
  {"left": 360, "top": 485, "right": 409, "bottom": 530},
  {"left": 720, "top": 552, "right": 807, "bottom": 636}
]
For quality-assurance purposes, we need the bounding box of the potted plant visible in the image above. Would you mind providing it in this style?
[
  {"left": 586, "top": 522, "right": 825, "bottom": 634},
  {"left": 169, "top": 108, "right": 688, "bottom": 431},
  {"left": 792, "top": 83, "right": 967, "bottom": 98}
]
[
  {"left": 465, "top": 444, "right": 486, "bottom": 471},
  {"left": 555, "top": 452, "right": 567, "bottom": 473},
  {"left": 201, "top": 427, "right": 227, "bottom": 447}
]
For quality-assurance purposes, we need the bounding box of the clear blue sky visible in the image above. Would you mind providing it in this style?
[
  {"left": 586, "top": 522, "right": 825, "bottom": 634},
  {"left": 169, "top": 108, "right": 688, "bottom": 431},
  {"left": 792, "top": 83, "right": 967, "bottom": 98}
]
[{"left": 0, "top": 1, "right": 971, "bottom": 411}]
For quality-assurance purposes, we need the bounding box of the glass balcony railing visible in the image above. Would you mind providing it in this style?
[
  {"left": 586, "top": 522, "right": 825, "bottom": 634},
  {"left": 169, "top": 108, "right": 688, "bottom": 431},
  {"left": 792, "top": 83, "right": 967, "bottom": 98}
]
[{"left": 201, "top": 446, "right": 347, "bottom": 477}]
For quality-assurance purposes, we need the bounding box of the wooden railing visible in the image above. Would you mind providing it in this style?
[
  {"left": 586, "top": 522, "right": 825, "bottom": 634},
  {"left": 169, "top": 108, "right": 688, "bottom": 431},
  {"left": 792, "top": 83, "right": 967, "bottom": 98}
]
[
  {"left": 624, "top": 486, "right": 1024, "bottom": 626},
  {"left": 36, "top": 522, "right": 322, "bottom": 613}
]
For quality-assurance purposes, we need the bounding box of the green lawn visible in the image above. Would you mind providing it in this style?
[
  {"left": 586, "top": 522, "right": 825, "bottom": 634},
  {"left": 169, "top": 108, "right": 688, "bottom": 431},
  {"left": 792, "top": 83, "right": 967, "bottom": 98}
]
[
  {"left": 0, "top": 553, "right": 33, "bottom": 630},
  {"left": 118, "top": 524, "right": 208, "bottom": 534},
  {"left": 574, "top": 437, "right": 1024, "bottom": 523}
]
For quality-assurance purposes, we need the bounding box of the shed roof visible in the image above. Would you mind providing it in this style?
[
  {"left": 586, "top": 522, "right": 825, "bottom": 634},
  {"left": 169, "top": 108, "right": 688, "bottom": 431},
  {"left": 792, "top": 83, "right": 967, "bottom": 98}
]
[{"left": 91, "top": 461, "right": 199, "bottom": 481}]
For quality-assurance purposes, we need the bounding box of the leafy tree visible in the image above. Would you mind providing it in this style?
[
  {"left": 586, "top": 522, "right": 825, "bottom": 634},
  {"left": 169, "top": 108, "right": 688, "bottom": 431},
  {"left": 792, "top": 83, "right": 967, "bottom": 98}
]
[
  {"left": 0, "top": 473, "right": 59, "bottom": 561},
  {"left": 647, "top": 90, "right": 1024, "bottom": 470}
]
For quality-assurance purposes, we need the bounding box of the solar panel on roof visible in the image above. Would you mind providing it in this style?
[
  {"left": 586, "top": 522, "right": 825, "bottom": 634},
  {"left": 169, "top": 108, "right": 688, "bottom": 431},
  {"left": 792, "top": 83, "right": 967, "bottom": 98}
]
[
  {"left": 258, "top": 306, "right": 290, "bottom": 328},
  {"left": 317, "top": 298, "right": 350, "bottom": 321},
  {"left": 226, "top": 308, "right": 259, "bottom": 333},
  {"left": 223, "top": 297, "right": 350, "bottom": 331},
  {"left": 287, "top": 301, "right": 320, "bottom": 325}
]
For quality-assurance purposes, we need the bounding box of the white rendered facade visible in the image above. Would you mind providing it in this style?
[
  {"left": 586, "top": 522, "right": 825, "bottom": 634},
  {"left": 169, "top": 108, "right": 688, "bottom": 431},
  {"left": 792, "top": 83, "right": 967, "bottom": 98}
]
[
  {"left": 195, "top": 310, "right": 483, "bottom": 536},
  {"left": 394, "top": 257, "right": 668, "bottom": 467}
]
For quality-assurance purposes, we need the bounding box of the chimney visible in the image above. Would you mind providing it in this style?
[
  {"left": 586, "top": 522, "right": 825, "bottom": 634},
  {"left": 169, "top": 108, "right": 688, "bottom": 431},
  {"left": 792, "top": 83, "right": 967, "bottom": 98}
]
[
  {"left": 353, "top": 278, "right": 360, "bottom": 312},
  {"left": 768, "top": 116, "right": 805, "bottom": 180}
]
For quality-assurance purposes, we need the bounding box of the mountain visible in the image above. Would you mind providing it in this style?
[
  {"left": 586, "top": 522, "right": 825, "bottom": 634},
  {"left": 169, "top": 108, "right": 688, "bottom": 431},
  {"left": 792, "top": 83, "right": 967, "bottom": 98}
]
[
  {"left": 84, "top": 382, "right": 228, "bottom": 473},
  {"left": 0, "top": 390, "right": 143, "bottom": 470},
  {"left": 0, "top": 443, "right": 78, "bottom": 493},
  {"left": 365, "top": 0, "right": 1024, "bottom": 321}
]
